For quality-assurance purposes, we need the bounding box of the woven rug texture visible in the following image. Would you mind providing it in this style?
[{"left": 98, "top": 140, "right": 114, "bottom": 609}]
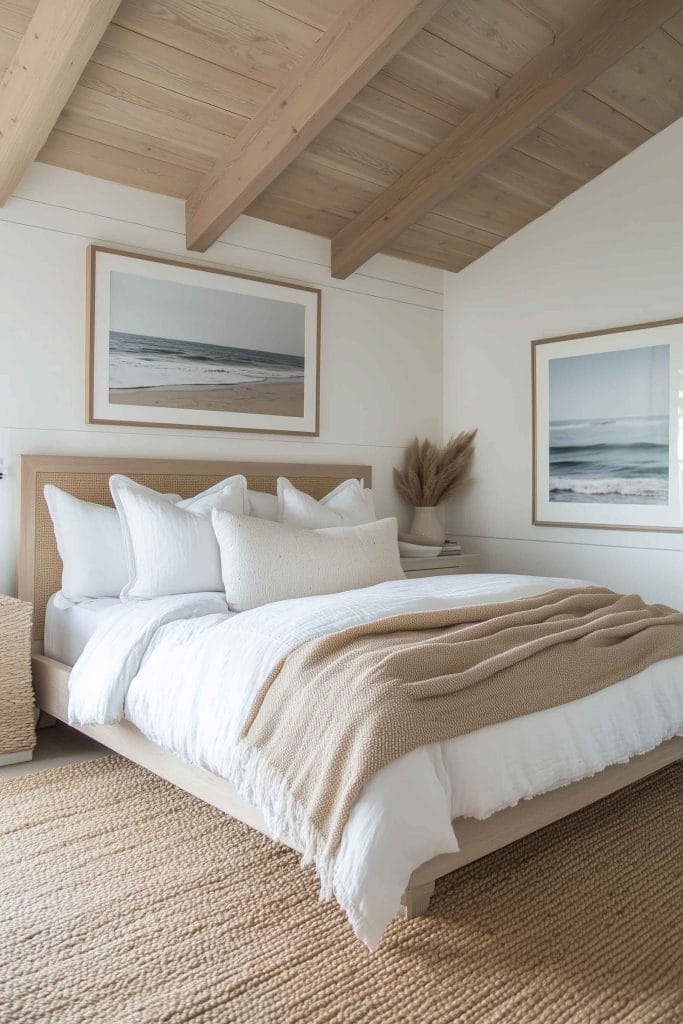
[{"left": 1, "top": 755, "right": 681, "bottom": 1024}]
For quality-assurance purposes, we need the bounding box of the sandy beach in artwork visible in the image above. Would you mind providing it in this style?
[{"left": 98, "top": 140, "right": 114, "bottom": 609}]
[
  {"left": 110, "top": 379, "right": 305, "bottom": 416},
  {"left": 108, "top": 326, "right": 306, "bottom": 418}
]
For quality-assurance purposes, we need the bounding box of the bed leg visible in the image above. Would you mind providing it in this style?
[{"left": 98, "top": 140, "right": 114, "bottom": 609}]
[{"left": 400, "top": 880, "right": 435, "bottom": 920}]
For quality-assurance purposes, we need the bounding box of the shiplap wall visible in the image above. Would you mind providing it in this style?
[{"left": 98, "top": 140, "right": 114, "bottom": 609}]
[
  {"left": 442, "top": 118, "right": 683, "bottom": 609},
  {"left": 0, "top": 163, "right": 444, "bottom": 595}
]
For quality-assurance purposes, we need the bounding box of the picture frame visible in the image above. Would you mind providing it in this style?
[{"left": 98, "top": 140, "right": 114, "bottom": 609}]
[
  {"left": 86, "top": 246, "right": 321, "bottom": 435},
  {"left": 532, "top": 318, "right": 683, "bottom": 533}
]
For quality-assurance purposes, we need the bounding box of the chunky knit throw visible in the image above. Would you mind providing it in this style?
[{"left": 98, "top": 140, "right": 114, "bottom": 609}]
[{"left": 236, "top": 587, "right": 683, "bottom": 874}]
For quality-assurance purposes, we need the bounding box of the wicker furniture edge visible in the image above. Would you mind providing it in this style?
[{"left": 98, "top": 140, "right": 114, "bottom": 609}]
[
  {"left": 19, "top": 454, "right": 683, "bottom": 919},
  {"left": 0, "top": 596, "right": 35, "bottom": 763}
]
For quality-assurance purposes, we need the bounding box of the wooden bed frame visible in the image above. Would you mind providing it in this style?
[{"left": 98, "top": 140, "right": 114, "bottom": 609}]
[{"left": 18, "top": 454, "right": 683, "bottom": 920}]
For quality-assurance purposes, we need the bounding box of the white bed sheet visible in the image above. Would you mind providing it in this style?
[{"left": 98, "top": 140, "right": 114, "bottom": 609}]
[
  {"left": 44, "top": 593, "right": 122, "bottom": 666},
  {"left": 67, "top": 575, "right": 683, "bottom": 949}
]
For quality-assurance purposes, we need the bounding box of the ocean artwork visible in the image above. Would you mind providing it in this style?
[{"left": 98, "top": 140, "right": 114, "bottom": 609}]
[
  {"left": 88, "top": 249, "right": 319, "bottom": 434},
  {"left": 548, "top": 415, "right": 669, "bottom": 505},
  {"left": 109, "top": 332, "right": 305, "bottom": 416},
  {"left": 106, "top": 270, "right": 307, "bottom": 418},
  {"left": 548, "top": 345, "right": 670, "bottom": 506}
]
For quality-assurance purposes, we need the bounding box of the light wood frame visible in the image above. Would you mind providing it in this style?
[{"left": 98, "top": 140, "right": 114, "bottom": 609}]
[
  {"left": 532, "top": 317, "right": 683, "bottom": 534},
  {"left": 86, "top": 246, "right": 322, "bottom": 436},
  {"left": 19, "top": 454, "right": 682, "bottom": 921}
]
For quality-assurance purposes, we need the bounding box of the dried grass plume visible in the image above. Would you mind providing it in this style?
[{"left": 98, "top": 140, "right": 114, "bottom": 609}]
[{"left": 394, "top": 431, "right": 477, "bottom": 507}]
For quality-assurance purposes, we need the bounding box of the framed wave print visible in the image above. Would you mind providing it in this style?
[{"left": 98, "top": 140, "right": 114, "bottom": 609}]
[
  {"left": 532, "top": 318, "right": 683, "bottom": 533},
  {"left": 86, "top": 246, "right": 320, "bottom": 435}
]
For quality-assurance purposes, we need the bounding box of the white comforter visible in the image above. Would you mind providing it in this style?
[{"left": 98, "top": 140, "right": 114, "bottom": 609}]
[{"left": 68, "top": 574, "right": 683, "bottom": 949}]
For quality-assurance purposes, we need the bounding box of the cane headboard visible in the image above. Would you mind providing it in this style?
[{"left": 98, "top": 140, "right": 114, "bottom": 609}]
[{"left": 19, "top": 455, "right": 372, "bottom": 644}]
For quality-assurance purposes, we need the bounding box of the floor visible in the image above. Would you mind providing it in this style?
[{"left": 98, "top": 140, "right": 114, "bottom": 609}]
[{"left": 0, "top": 720, "right": 107, "bottom": 780}]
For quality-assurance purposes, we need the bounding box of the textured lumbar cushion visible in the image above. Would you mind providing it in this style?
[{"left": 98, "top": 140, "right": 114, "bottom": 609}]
[
  {"left": 44, "top": 486, "right": 130, "bottom": 603},
  {"left": 212, "top": 511, "right": 403, "bottom": 612},
  {"left": 277, "top": 477, "right": 375, "bottom": 529},
  {"left": 110, "top": 475, "right": 247, "bottom": 599}
]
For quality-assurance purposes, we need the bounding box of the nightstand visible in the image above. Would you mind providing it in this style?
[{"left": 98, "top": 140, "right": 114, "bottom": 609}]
[
  {"left": 0, "top": 596, "right": 35, "bottom": 766},
  {"left": 400, "top": 554, "right": 481, "bottom": 579}
]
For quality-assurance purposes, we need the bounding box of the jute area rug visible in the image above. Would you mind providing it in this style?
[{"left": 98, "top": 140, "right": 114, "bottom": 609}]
[{"left": 1, "top": 756, "right": 681, "bottom": 1024}]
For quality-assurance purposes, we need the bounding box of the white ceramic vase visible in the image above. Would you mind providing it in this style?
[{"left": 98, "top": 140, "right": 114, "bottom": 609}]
[{"left": 409, "top": 506, "right": 445, "bottom": 546}]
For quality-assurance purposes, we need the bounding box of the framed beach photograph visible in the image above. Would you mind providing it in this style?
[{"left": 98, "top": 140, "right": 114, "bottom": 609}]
[
  {"left": 86, "top": 246, "right": 320, "bottom": 435},
  {"left": 532, "top": 318, "right": 683, "bottom": 532}
]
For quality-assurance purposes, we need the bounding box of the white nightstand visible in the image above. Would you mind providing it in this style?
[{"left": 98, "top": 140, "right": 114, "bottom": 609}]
[{"left": 400, "top": 554, "right": 481, "bottom": 579}]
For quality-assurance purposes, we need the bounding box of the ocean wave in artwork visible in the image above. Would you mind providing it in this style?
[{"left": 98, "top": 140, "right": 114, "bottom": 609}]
[
  {"left": 549, "top": 415, "right": 669, "bottom": 506},
  {"left": 108, "top": 331, "right": 305, "bottom": 391},
  {"left": 549, "top": 476, "right": 669, "bottom": 503}
]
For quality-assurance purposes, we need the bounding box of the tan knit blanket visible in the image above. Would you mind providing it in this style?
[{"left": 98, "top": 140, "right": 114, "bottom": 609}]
[{"left": 239, "top": 587, "right": 683, "bottom": 864}]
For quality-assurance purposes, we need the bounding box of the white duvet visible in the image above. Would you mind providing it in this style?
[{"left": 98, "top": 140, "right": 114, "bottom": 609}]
[{"left": 68, "top": 574, "right": 683, "bottom": 949}]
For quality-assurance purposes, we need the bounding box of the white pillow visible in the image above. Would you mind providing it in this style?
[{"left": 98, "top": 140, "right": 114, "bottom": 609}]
[
  {"left": 247, "top": 489, "right": 279, "bottom": 521},
  {"left": 44, "top": 486, "right": 129, "bottom": 603},
  {"left": 212, "top": 511, "right": 403, "bottom": 612},
  {"left": 110, "top": 474, "right": 247, "bottom": 599},
  {"left": 277, "top": 477, "right": 376, "bottom": 529}
]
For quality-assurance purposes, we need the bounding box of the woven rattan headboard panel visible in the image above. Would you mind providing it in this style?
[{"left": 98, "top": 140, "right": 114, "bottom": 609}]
[{"left": 19, "top": 455, "right": 372, "bottom": 645}]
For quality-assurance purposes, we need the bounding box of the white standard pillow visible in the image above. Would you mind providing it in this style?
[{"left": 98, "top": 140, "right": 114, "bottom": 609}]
[
  {"left": 212, "top": 511, "right": 403, "bottom": 612},
  {"left": 44, "top": 486, "right": 129, "bottom": 603},
  {"left": 247, "top": 489, "right": 279, "bottom": 521},
  {"left": 111, "top": 474, "right": 248, "bottom": 599},
  {"left": 277, "top": 477, "right": 376, "bottom": 529}
]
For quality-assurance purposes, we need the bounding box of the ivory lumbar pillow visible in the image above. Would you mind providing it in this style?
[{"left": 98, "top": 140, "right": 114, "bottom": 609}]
[
  {"left": 277, "top": 477, "right": 376, "bottom": 529},
  {"left": 212, "top": 511, "right": 403, "bottom": 612},
  {"left": 110, "top": 474, "right": 247, "bottom": 599}
]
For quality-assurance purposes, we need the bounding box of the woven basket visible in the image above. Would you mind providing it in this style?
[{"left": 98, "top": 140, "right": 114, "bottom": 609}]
[{"left": 0, "top": 596, "right": 35, "bottom": 757}]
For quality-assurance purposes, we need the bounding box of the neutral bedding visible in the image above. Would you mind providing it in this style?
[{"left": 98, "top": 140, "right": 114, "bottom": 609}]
[
  {"left": 241, "top": 587, "right": 683, "bottom": 866},
  {"left": 67, "top": 573, "right": 683, "bottom": 950},
  {"left": 44, "top": 594, "right": 121, "bottom": 665}
]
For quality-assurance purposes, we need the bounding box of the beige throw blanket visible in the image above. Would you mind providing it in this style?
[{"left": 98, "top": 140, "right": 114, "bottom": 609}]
[{"left": 239, "top": 587, "right": 683, "bottom": 869}]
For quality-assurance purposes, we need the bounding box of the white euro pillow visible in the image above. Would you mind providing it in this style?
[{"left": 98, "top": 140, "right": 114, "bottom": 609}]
[
  {"left": 44, "top": 486, "right": 129, "bottom": 603},
  {"left": 110, "top": 474, "right": 248, "bottom": 600},
  {"left": 277, "top": 477, "right": 376, "bottom": 529},
  {"left": 212, "top": 511, "right": 403, "bottom": 612},
  {"left": 247, "top": 489, "right": 279, "bottom": 521}
]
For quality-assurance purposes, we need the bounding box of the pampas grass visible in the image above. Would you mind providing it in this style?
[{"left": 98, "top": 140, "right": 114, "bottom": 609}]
[{"left": 394, "top": 431, "right": 476, "bottom": 507}]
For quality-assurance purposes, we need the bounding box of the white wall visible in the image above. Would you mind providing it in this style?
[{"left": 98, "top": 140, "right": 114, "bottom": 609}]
[
  {"left": 443, "top": 117, "right": 683, "bottom": 609},
  {"left": 0, "top": 164, "right": 444, "bottom": 596}
]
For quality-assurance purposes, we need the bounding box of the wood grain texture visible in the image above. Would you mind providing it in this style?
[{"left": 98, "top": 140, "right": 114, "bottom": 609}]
[
  {"left": 113, "top": 0, "right": 319, "bottom": 87},
  {"left": 330, "top": 0, "right": 683, "bottom": 278},
  {"left": 0, "top": 0, "right": 680, "bottom": 274},
  {"left": 38, "top": 128, "right": 200, "bottom": 197},
  {"left": 0, "top": 0, "right": 121, "bottom": 204},
  {"left": 185, "top": 0, "right": 444, "bottom": 252},
  {"left": 664, "top": 7, "right": 683, "bottom": 39},
  {"left": 588, "top": 27, "right": 683, "bottom": 130},
  {"left": 95, "top": 22, "right": 270, "bottom": 117}
]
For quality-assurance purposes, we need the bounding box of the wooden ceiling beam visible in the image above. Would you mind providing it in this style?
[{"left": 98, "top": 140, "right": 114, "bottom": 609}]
[
  {"left": 330, "top": 0, "right": 683, "bottom": 279},
  {"left": 0, "top": 0, "right": 121, "bottom": 205},
  {"left": 184, "top": 0, "right": 445, "bottom": 253}
]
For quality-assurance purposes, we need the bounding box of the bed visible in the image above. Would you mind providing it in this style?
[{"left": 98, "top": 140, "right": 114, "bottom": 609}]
[{"left": 19, "top": 454, "right": 683, "bottom": 947}]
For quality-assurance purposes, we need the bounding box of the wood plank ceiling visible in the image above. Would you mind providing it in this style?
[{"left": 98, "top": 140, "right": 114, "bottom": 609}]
[{"left": 0, "top": 0, "right": 681, "bottom": 275}]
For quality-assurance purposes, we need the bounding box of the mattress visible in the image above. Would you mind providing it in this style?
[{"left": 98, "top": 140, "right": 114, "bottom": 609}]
[{"left": 44, "top": 593, "right": 121, "bottom": 666}]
